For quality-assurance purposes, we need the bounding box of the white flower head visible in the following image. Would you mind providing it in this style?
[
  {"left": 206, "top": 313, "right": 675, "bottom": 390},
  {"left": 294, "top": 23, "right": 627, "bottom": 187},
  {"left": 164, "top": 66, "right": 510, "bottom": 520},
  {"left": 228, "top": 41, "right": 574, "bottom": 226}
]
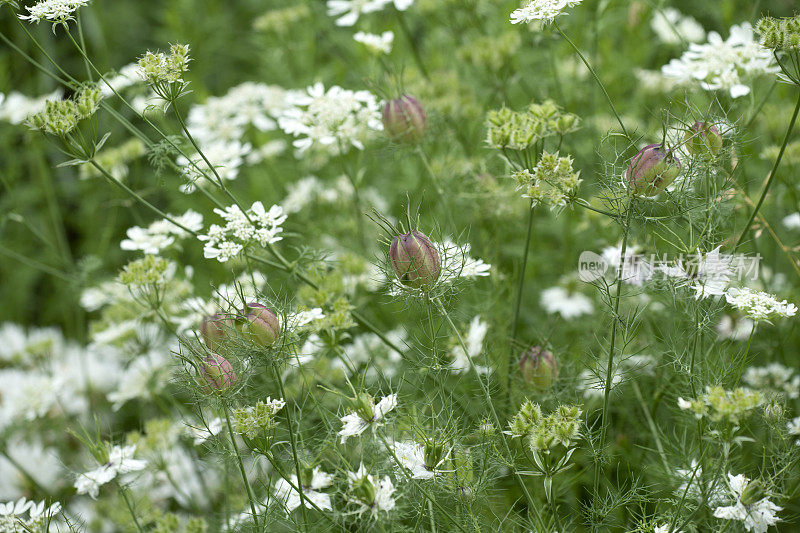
[
  {"left": 347, "top": 464, "right": 397, "bottom": 515},
  {"left": 713, "top": 473, "right": 781, "bottom": 533},
  {"left": 273, "top": 467, "right": 333, "bottom": 514},
  {"left": 354, "top": 31, "right": 394, "bottom": 54},
  {"left": 74, "top": 444, "right": 147, "bottom": 499},
  {"left": 339, "top": 393, "right": 397, "bottom": 442},
  {"left": 391, "top": 440, "right": 447, "bottom": 479},
  {"left": 510, "top": 0, "right": 583, "bottom": 25},
  {"left": 18, "top": 0, "right": 90, "bottom": 24},
  {"left": 540, "top": 286, "right": 593, "bottom": 319},
  {"left": 725, "top": 287, "right": 798, "bottom": 322}
]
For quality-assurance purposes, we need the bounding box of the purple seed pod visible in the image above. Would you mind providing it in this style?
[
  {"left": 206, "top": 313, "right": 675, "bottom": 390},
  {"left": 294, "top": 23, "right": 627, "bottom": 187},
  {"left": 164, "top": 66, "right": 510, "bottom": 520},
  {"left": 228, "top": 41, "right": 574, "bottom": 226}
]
[
  {"left": 519, "top": 346, "right": 558, "bottom": 390},
  {"left": 382, "top": 95, "right": 427, "bottom": 143},
  {"left": 389, "top": 230, "right": 441, "bottom": 289},
  {"left": 239, "top": 302, "right": 281, "bottom": 346},
  {"left": 684, "top": 122, "right": 723, "bottom": 156},
  {"left": 200, "top": 314, "right": 233, "bottom": 349},
  {"left": 626, "top": 143, "right": 681, "bottom": 197},
  {"left": 201, "top": 354, "right": 236, "bottom": 390}
]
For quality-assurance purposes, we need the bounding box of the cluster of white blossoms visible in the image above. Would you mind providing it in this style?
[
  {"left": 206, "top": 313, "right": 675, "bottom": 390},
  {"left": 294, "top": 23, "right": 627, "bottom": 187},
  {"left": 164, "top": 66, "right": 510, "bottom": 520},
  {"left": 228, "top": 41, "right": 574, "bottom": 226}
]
[
  {"left": 0, "top": 498, "right": 61, "bottom": 532},
  {"left": 347, "top": 464, "right": 396, "bottom": 516},
  {"left": 353, "top": 31, "right": 394, "bottom": 54},
  {"left": 278, "top": 82, "right": 383, "bottom": 155},
  {"left": 339, "top": 393, "right": 397, "bottom": 442},
  {"left": 743, "top": 363, "right": 800, "bottom": 399},
  {"left": 662, "top": 23, "right": 779, "bottom": 98},
  {"left": 120, "top": 210, "right": 203, "bottom": 254},
  {"left": 578, "top": 355, "right": 655, "bottom": 400},
  {"left": 326, "top": 0, "right": 413, "bottom": 27},
  {"left": 540, "top": 285, "right": 593, "bottom": 319},
  {"left": 725, "top": 287, "right": 798, "bottom": 322},
  {"left": 509, "top": 0, "right": 583, "bottom": 25},
  {"left": 650, "top": 8, "right": 706, "bottom": 45},
  {"left": 74, "top": 444, "right": 147, "bottom": 498},
  {"left": 274, "top": 467, "right": 333, "bottom": 513},
  {"left": 713, "top": 474, "right": 781, "bottom": 532},
  {"left": 199, "top": 202, "right": 287, "bottom": 262},
  {"left": 282, "top": 175, "right": 388, "bottom": 215},
  {"left": 17, "top": 0, "right": 89, "bottom": 24}
]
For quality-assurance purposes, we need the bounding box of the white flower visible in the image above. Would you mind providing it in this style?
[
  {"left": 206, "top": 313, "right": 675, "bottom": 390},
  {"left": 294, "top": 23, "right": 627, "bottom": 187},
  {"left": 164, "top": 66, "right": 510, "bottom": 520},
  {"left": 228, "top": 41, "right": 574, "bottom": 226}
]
[
  {"left": 178, "top": 140, "right": 252, "bottom": 192},
  {"left": 716, "top": 315, "right": 755, "bottom": 341},
  {"left": 186, "top": 417, "right": 224, "bottom": 445},
  {"left": 651, "top": 8, "right": 705, "bottom": 45},
  {"left": 540, "top": 286, "right": 593, "bottom": 318},
  {"left": 440, "top": 239, "right": 492, "bottom": 279},
  {"left": 661, "top": 23, "right": 778, "bottom": 98},
  {"left": 447, "top": 316, "right": 489, "bottom": 374},
  {"left": 782, "top": 212, "right": 800, "bottom": 230},
  {"left": 198, "top": 202, "right": 287, "bottom": 262},
  {"left": 658, "top": 245, "right": 734, "bottom": 299},
  {"left": 787, "top": 417, "right": 800, "bottom": 438},
  {"left": 75, "top": 444, "right": 147, "bottom": 499},
  {"left": 354, "top": 31, "right": 394, "bottom": 54},
  {"left": 18, "top": 0, "right": 90, "bottom": 24},
  {"left": 725, "top": 287, "right": 797, "bottom": 322},
  {"left": 278, "top": 82, "right": 382, "bottom": 155},
  {"left": 743, "top": 363, "right": 800, "bottom": 398},
  {"left": 327, "top": 0, "right": 391, "bottom": 27},
  {"left": 391, "top": 441, "right": 446, "bottom": 479},
  {"left": 347, "top": 464, "right": 396, "bottom": 515},
  {"left": 602, "top": 244, "right": 652, "bottom": 286},
  {"left": 0, "top": 498, "right": 61, "bottom": 532},
  {"left": 120, "top": 210, "right": 203, "bottom": 254},
  {"left": 339, "top": 393, "right": 397, "bottom": 442},
  {"left": 713, "top": 473, "right": 781, "bottom": 533},
  {"left": 273, "top": 467, "right": 333, "bottom": 513},
  {"left": 510, "top": 0, "right": 583, "bottom": 25},
  {"left": 654, "top": 525, "right": 683, "bottom": 533},
  {"left": 674, "top": 461, "right": 725, "bottom": 504}
]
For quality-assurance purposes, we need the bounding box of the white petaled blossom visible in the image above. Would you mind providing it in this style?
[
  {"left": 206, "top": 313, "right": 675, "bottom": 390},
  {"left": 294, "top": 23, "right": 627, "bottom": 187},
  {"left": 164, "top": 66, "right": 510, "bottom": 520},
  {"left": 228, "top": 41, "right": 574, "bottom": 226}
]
[
  {"left": 74, "top": 444, "right": 147, "bottom": 499},
  {"left": 713, "top": 473, "right": 781, "bottom": 533},
  {"left": 540, "top": 286, "right": 593, "bottom": 319},
  {"left": 391, "top": 440, "right": 447, "bottom": 479},
  {"left": 186, "top": 417, "right": 224, "bottom": 445},
  {"left": 353, "top": 31, "right": 394, "bottom": 54},
  {"left": 658, "top": 245, "right": 734, "bottom": 299},
  {"left": 273, "top": 467, "right": 333, "bottom": 513},
  {"left": 447, "top": 315, "right": 489, "bottom": 374},
  {"left": 178, "top": 140, "right": 252, "bottom": 193},
  {"left": 674, "top": 461, "right": 726, "bottom": 505},
  {"left": 651, "top": 8, "right": 706, "bottom": 45},
  {"left": 120, "top": 210, "right": 203, "bottom": 254},
  {"left": 278, "top": 82, "right": 382, "bottom": 155},
  {"left": 347, "top": 464, "right": 396, "bottom": 516},
  {"left": 509, "top": 0, "right": 583, "bottom": 25},
  {"left": 18, "top": 0, "right": 89, "bottom": 24},
  {"left": 725, "top": 287, "right": 798, "bottom": 322},
  {"left": 327, "top": 0, "right": 412, "bottom": 27},
  {"left": 743, "top": 363, "right": 800, "bottom": 399},
  {"left": 654, "top": 525, "right": 683, "bottom": 533},
  {"left": 286, "top": 308, "right": 325, "bottom": 330},
  {"left": 439, "top": 239, "right": 492, "bottom": 279},
  {"left": 787, "top": 417, "right": 800, "bottom": 445},
  {"left": 198, "top": 202, "right": 287, "bottom": 262},
  {"left": 0, "top": 499, "right": 62, "bottom": 532},
  {"left": 661, "top": 23, "right": 778, "bottom": 98},
  {"left": 339, "top": 393, "right": 398, "bottom": 442}
]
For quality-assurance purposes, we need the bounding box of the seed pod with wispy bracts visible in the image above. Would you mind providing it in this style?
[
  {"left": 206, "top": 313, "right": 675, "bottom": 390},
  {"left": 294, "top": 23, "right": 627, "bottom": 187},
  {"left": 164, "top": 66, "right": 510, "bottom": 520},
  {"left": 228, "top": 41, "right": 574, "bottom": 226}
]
[
  {"left": 382, "top": 95, "right": 427, "bottom": 143},
  {"left": 389, "top": 230, "right": 441, "bottom": 289},
  {"left": 239, "top": 302, "right": 281, "bottom": 346},
  {"left": 200, "top": 354, "right": 236, "bottom": 390},
  {"left": 626, "top": 143, "right": 681, "bottom": 197}
]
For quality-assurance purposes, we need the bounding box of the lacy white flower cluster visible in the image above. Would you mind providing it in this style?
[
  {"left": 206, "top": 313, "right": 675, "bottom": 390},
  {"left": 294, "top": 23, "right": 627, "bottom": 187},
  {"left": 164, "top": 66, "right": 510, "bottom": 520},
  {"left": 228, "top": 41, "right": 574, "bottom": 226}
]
[
  {"left": 743, "top": 363, "right": 800, "bottom": 398},
  {"left": 74, "top": 444, "right": 147, "bottom": 498},
  {"left": 339, "top": 393, "right": 397, "bottom": 442},
  {"left": 199, "top": 202, "right": 287, "bottom": 262},
  {"left": 18, "top": 0, "right": 89, "bottom": 24},
  {"left": 282, "top": 175, "right": 388, "bottom": 215},
  {"left": 120, "top": 210, "right": 203, "bottom": 254},
  {"left": 353, "top": 31, "right": 394, "bottom": 54},
  {"left": 651, "top": 8, "right": 706, "bottom": 45},
  {"left": 510, "top": 0, "right": 583, "bottom": 25},
  {"left": 327, "top": 0, "right": 413, "bottom": 27},
  {"left": 0, "top": 498, "right": 61, "bottom": 532},
  {"left": 540, "top": 285, "right": 593, "bottom": 319},
  {"left": 713, "top": 474, "right": 781, "bottom": 533},
  {"left": 661, "top": 23, "right": 779, "bottom": 98},
  {"left": 278, "top": 82, "right": 383, "bottom": 155},
  {"left": 725, "top": 287, "right": 798, "bottom": 322}
]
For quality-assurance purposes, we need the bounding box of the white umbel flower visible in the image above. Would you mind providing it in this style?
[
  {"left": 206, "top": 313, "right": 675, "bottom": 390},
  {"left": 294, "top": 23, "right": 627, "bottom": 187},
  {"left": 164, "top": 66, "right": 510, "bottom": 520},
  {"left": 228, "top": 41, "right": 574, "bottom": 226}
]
[
  {"left": 199, "top": 202, "right": 287, "bottom": 262},
  {"left": 18, "top": 0, "right": 90, "bottom": 24},
  {"left": 339, "top": 393, "right": 397, "bottom": 442},
  {"left": 725, "top": 287, "right": 797, "bottom": 322},
  {"left": 650, "top": 8, "right": 705, "bottom": 44},
  {"left": 354, "top": 31, "right": 394, "bottom": 54},
  {"left": 713, "top": 473, "right": 781, "bottom": 533},
  {"left": 74, "top": 444, "right": 147, "bottom": 499},
  {"left": 273, "top": 467, "right": 333, "bottom": 513},
  {"left": 510, "top": 0, "right": 582, "bottom": 25}
]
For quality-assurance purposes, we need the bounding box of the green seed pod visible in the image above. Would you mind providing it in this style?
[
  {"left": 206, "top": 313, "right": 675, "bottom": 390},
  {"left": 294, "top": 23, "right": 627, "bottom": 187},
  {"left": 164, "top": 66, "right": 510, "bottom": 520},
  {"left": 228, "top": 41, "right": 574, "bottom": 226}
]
[
  {"left": 626, "top": 144, "right": 681, "bottom": 197},
  {"left": 685, "top": 122, "right": 723, "bottom": 156},
  {"left": 239, "top": 303, "right": 281, "bottom": 346},
  {"left": 382, "top": 95, "right": 427, "bottom": 143},
  {"left": 519, "top": 346, "right": 559, "bottom": 390},
  {"left": 389, "top": 230, "right": 441, "bottom": 289},
  {"left": 200, "top": 354, "right": 236, "bottom": 390}
]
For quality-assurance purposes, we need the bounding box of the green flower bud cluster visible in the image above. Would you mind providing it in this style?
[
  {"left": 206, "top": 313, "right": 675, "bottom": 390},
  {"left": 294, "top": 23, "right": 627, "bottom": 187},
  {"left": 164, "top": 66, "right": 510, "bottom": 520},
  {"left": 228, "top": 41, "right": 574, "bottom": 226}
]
[
  {"left": 486, "top": 100, "right": 579, "bottom": 150},
  {"left": 28, "top": 84, "right": 102, "bottom": 136},
  {"left": 138, "top": 44, "right": 191, "bottom": 85},
  {"left": 253, "top": 5, "right": 310, "bottom": 33},
  {"left": 118, "top": 255, "right": 170, "bottom": 288},
  {"left": 509, "top": 401, "right": 582, "bottom": 453},
  {"left": 513, "top": 151, "right": 582, "bottom": 207},
  {"left": 80, "top": 138, "right": 147, "bottom": 181},
  {"left": 458, "top": 31, "right": 521, "bottom": 71},
  {"left": 233, "top": 398, "right": 286, "bottom": 439},
  {"left": 678, "top": 386, "right": 763, "bottom": 425},
  {"left": 757, "top": 16, "right": 800, "bottom": 51}
]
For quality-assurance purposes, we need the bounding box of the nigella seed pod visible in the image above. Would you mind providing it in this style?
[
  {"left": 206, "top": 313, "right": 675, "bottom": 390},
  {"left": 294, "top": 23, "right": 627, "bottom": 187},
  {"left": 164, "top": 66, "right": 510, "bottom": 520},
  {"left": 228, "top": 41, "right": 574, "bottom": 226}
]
[
  {"left": 626, "top": 144, "right": 681, "bottom": 197},
  {"left": 200, "top": 314, "right": 233, "bottom": 349},
  {"left": 684, "top": 122, "right": 723, "bottom": 156},
  {"left": 382, "top": 95, "right": 427, "bottom": 143},
  {"left": 239, "top": 303, "right": 281, "bottom": 346},
  {"left": 201, "top": 354, "right": 236, "bottom": 390},
  {"left": 389, "top": 230, "right": 441, "bottom": 289},
  {"left": 519, "top": 346, "right": 558, "bottom": 390}
]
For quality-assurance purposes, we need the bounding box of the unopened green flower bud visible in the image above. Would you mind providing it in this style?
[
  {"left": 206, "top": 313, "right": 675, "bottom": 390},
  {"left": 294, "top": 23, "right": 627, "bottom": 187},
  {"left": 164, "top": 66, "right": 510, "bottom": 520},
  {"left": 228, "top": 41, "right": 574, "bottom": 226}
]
[
  {"left": 626, "top": 143, "right": 681, "bottom": 197},
  {"left": 351, "top": 475, "right": 377, "bottom": 505},
  {"left": 353, "top": 392, "right": 375, "bottom": 422},
  {"left": 200, "top": 354, "right": 236, "bottom": 390},
  {"left": 389, "top": 230, "right": 441, "bottom": 289},
  {"left": 519, "top": 346, "right": 558, "bottom": 390},
  {"left": 382, "top": 95, "right": 427, "bottom": 143},
  {"left": 75, "top": 84, "right": 103, "bottom": 118},
  {"left": 423, "top": 439, "right": 444, "bottom": 470},
  {"left": 200, "top": 314, "right": 233, "bottom": 349},
  {"left": 685, "top": 122, "right": 723, "bottom": 156},
  {"left": 239, "top": 303, "right": 280, "bottom": 346}
]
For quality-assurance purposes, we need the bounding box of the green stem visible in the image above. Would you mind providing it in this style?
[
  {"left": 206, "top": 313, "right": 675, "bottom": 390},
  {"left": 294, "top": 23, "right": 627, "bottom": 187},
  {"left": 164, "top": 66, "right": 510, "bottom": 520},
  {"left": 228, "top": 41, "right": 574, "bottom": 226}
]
[
  {"left": 117, "top": 483, "right": 145, "bottom": 533},
  {"left": 223, "top": 404, "right": 260, "bottom": 530},
  {"left": 508, "top": 199, "right": 535, "bottom": 391}
]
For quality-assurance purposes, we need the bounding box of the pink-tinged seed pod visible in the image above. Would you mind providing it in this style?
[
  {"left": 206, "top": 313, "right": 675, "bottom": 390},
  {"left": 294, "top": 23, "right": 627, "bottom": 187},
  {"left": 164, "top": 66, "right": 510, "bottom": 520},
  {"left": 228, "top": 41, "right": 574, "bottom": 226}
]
[
  {"left": 626, "top": 144, "right": 681, "bottom": 197},
  {"left": 201, "top": 354, "right": 236, "bottom": 390},
  {"left": 240, "top": 302, "right": 281, "bottom": 346},
  {"left": 389, "top": 230, "right": 441, "bottom": 289},
  {"left": 382, "top": 95, "right": 427, "bottom": 143},
  {"left": 519, "top": 346, "right": 558, "bottom": 390},
  {"left": 684, "top": 122, "right": 723, "bottom": 156},
  {"left": 200, "top": 314, "right": 233, "bottom": 349}
]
